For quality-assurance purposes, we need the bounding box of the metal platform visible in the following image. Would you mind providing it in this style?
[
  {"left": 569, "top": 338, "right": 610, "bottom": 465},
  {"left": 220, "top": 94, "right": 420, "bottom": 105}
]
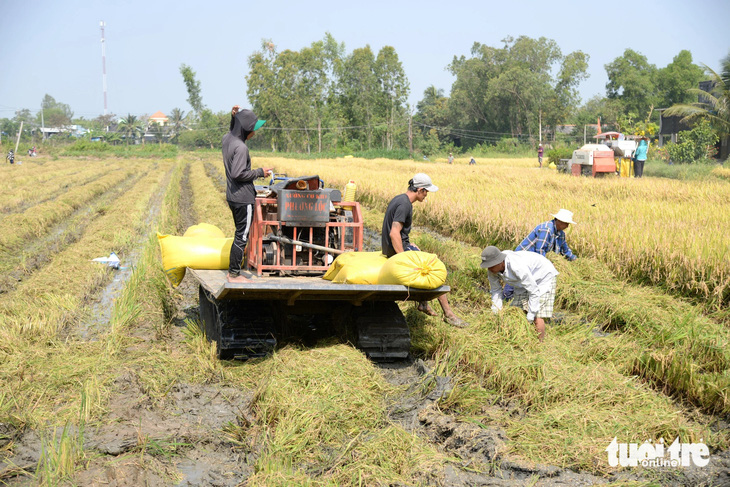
[{"left": 188, "top": 269, "right": 450, "bottom": 305}]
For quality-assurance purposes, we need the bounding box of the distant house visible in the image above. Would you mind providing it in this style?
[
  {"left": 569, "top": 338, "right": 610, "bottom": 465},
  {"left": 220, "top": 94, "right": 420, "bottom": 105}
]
[
  {"left": 68, "top": 125, "right": 90, "bottom": 137},
  {"left": 657, "top": 109, "right": 690, "bottom": 146},
  {"left": 148, "top": 111, "right": 169, "bottom": 126}
]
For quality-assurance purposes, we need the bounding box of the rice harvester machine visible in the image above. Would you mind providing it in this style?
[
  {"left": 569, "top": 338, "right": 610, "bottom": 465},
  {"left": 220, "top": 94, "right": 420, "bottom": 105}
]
[
  {"left": 561, "top": 132, "right": 638, "bottom": 177},
  {"left": 191, "top": 174, "right": 450, "bottom": 361}
]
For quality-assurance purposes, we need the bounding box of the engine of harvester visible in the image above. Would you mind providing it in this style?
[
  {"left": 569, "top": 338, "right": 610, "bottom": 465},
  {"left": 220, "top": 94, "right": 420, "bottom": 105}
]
[{"left": 246, "top": 175, "right": 363, "bottom": 276}]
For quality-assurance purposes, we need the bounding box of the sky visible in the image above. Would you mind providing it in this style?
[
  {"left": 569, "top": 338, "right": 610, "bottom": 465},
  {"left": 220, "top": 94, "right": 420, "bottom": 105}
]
[{"left": 1, "top": 0, "right": 728, "bottom": 122}]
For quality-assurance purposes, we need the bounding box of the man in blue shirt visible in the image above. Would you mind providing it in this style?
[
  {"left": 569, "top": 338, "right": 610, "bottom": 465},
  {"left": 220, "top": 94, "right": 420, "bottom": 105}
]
[
  {"left": 516, "top": 209, "right": 577, "bottom": 261},
  {"left": 504, "top": 209, "right": 577, "bottom": 299}
]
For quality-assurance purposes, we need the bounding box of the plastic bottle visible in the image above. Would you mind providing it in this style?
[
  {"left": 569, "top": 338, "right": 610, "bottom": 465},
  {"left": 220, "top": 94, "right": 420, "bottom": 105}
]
[{"left": 343, "top": 180, "right": 356, "bottom": 211}]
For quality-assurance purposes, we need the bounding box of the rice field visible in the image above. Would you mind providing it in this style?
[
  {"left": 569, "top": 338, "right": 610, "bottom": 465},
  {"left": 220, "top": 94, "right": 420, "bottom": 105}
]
[{"left": 0, "top": 153, "right": 728, "bottom": 486}]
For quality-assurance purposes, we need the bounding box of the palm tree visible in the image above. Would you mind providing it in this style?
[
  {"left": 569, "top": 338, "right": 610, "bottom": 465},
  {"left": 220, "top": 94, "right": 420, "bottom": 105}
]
[
  {"left": 148, "top": 121, "right": 168, "bottom": 145},
  {"left": 118, "top": 114, "right": 143, "bottom": 145},
  {"left": 168, "top": 108, "right": 186, "bottom": 142},
  {"left": 665, "top": 52, "right": 730, "bottom": 159}
]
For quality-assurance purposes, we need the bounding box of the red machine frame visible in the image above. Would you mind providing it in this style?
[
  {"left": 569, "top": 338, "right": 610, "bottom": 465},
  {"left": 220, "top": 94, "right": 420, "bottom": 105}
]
[{"left": 246, "top": 198, "right": 364, "bottom": 276}]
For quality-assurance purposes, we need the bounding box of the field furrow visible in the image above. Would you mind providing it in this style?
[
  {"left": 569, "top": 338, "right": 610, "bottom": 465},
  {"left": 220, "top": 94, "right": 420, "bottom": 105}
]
[
  {"left": 0, "top": 164, "right": 132, "bottom": 252},
  {"left": 0, "top": 157, "right": 73, "bottom": 187},
  {"left": 186, "top": 157, "right": 234, "bottom": 234},
  {"left": 0, "top": 160, "right": 173, "bottom": 341},
  {"left": 0, "top": 163, "right": 112, "bottom": 214},
  {"left": 0, "top": 170, "right": 145, "bottom": 295}
]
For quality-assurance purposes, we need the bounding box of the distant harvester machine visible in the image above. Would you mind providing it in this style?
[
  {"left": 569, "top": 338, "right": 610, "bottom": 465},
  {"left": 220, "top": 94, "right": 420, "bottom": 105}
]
[
  {"left": 568, "top": 144, "right": 616, "bottom": 177},
  {"left": 562, "top": 132, "right": 638, "bottom": 178}
]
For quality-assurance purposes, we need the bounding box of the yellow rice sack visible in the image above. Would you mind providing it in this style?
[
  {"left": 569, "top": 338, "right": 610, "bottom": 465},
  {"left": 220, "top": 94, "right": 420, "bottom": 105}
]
[
  {"left": 183, "top": 223, "right": 226, "bottom": 239},
  {"left": 323, "top": 251, "right": 387, "bottom": 284},
  {"left": 377, "top": 251, "right": 447, "bottom": 289},
  {"left": 333, "top": 253, "right": 388, "bottom": 285},
  {"left": 157, "top": 233, "right": 233, "bottom": 287}
]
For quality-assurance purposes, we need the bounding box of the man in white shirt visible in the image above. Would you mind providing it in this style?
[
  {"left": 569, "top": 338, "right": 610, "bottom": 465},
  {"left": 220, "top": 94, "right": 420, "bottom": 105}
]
[{"left": 480, "top": 246, "right": 559, "bottom": 342}]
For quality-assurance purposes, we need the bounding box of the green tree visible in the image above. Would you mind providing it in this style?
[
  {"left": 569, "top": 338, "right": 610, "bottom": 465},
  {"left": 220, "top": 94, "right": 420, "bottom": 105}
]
[
  {"left": 92, "top": 113, "right": 116, "bottom": 133},
  {"left": 656, "top": 50, "right": 705, "bottom": 109},
  {"left": 339, "top": 46, "right": 380, "bottom": 149},
  {"left": 665, "top": 119, "right": 719, "bottom": 163},
  {"left": 414, "top": 86, "right": 450, "bottom": 144},
  {"left": 118, "top": 114, "right": 143, "bottom": 145},
  {"left": 664, "top": 51, "right": 730, "bottom": 159},
  {"left": 374, "top": 46, "right": 409, "bottom": 150},
  {"left": 247, "top": 40, "right": 292, "bottom": 151},
  {"left": 605, "top": 49, "right": 658, "bottom": 119},
  {"left": 448, "top": 36, "right": 588, "bottom": 146},
  {"left": 38, "top": 94, "right": 73, "bottom": 127},
  {"left": 179, "top": 64, "right": 205, "bottom": 116},
  {"left": 167, "top": 108, "right": 186, "bottom": 142}
]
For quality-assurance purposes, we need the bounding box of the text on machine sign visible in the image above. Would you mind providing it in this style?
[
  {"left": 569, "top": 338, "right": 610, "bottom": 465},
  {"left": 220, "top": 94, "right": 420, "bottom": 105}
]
[{"left": 606, "top": 437, "right": 709, "bottom": 468}]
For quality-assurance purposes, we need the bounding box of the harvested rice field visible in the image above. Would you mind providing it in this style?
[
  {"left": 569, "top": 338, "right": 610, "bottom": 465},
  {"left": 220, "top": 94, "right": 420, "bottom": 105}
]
[{"left": 0, "top": 153, "right": 729, "bottom": 486}]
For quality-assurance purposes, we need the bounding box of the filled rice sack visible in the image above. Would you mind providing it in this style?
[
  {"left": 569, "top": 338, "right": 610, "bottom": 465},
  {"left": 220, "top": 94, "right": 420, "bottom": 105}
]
[
  {"left": 183, "top": 222, "right": 226, "bottom": 239},
  {"left": 158, "top": 233, "right": 233, "bottom": 287},
  {"left": 332, "top": 253, "right": 388, "bottom": 285},
  {"left": 323, "top": 251, "right": 387, "bottom": 284},
  {"left": 377, "top": 251, "right": 447, "bottom": 289}
]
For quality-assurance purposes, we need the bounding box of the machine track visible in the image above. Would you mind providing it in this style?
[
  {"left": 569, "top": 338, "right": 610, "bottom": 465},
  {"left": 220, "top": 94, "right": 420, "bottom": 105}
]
[
  {"left": 199, "top": 286, "right": 277, "bottom": 359},
  {"left": 354, "top": 301, "right": 411, "bottom": 361}
]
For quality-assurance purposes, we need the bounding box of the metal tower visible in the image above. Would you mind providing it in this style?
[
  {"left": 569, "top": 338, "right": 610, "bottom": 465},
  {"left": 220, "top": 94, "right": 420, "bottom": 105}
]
[{"left": 100, "top": 21, "right": 108, "bottom": 115}]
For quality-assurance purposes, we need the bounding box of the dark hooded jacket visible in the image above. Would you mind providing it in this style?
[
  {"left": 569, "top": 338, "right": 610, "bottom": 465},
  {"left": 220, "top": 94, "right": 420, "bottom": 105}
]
[{"left": 221, "top": 109, "right": 265, "bottom": 204}]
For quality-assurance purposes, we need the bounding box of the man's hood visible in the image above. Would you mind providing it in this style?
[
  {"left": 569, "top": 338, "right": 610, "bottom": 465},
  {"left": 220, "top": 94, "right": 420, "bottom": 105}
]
[{"left": 231, "top": 109, "right": 260, "bottom": 142}]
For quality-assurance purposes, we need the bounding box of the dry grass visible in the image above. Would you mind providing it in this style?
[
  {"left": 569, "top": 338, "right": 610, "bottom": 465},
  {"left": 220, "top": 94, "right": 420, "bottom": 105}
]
[
  {"left": 255, "top": 156, "right": 730, "bottom": 313},
  {"left": 0, "top": 163, "right": 133, "bottom": 251},
  {"left": 2, "top": 154, "right": 727, "bottom": 483}
]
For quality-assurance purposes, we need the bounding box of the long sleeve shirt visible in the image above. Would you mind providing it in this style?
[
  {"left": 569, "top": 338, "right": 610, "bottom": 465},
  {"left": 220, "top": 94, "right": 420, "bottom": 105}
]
[
  {"left": 489, "top": 251, "right": 559, "bottom": 321},
  {"left": 221, "top": 133, "right": 264, "bottom": 204},
  {"left": 516, "top": 220, "right": 576, "bottom": 261}
]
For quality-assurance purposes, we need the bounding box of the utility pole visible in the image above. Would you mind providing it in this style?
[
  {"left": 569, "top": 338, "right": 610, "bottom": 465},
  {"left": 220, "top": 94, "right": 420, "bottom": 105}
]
[
  {"left": 583, "top": 125, "right": 586, "bottom": 145},
  {"left": 538, "top": 110, "right": 542, "bottom": 144},
  {"left": 14, "top": 121, "right": 23, "bottom": 155},
  {"left": 100, "top": 21, "right": 108, "bottom": 116},
  {"left": 41, "top": 105, "right": 45, "bottom": 141},
  {"left": 408, "top": 114, "right": 413, "bottom": 157}
]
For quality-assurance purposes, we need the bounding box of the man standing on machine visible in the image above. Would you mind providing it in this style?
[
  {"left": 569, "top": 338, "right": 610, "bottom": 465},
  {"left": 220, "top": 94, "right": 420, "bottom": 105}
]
[{"left": 222, "top": 106, "right": 273, "bottom": 283}]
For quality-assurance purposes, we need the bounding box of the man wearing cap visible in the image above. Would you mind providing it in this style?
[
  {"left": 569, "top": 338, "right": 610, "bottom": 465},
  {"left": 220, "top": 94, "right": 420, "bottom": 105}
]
[
  {"left": 516, "top": 209, "right": 577, "bottom": 261},
  {"left": 481, "top": 246, "right": 559, "bottom": 342},
  {"left": 502, "top": 209, "right": 576, "bottom": 299},
  {"left": 222, "top": 106, "right": 273, "bottom": 283},
  {"left": 381, "top": 174, "right": 468, "bottom": 328}
]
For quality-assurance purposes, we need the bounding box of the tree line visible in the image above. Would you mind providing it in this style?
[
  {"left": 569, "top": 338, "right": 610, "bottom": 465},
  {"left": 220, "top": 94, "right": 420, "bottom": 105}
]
[{"left": 2, "top": 34, "right": 727, "bottom": 160}]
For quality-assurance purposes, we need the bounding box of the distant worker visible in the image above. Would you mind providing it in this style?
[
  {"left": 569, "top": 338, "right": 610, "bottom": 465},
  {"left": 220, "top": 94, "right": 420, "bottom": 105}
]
[
  {"left": 481, "top": 246, "right": 559, "bottom": 342},
  {"left": 382, "top": 173, "right": 468, "bottom": 328},
  {"left": 537, "top": 143, "right": 544, "bottom": 168},
  {"left": 469, "top": 156, "right": 476, "bottom": 165},
  {"left": 222, "top": 106, "right": 273, "bottom": 283},
  {"left": 503, "top": 209, "right": 577, "bottom": 299},
  {"left": 634, "top": 137, "right": 648, "bottom": 178},
  {"left": 6, "top": 150, "right": 14, "bottom": 165},
  {"left": 448, "top": 153, "right": 454, "bottom": 164}
]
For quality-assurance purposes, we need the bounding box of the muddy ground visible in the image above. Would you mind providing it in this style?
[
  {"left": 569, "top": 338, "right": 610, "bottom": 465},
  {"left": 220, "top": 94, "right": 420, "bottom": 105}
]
[{"left": 2, "top": 168, "right": 729, "bottom": 486}]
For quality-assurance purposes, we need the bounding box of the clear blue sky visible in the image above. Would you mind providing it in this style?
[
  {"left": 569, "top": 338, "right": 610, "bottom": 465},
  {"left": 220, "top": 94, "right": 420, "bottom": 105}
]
[{"left": 1, "top": 0, "right": 728, "bottom": 121}]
